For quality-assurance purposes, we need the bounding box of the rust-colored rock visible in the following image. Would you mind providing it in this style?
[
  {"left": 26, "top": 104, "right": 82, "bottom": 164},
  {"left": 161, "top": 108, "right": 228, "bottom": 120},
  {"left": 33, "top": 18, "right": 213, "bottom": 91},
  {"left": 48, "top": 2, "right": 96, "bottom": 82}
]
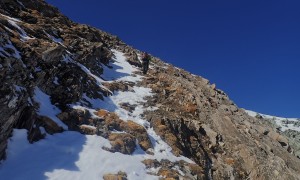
[
  {"left": 103, "top": 171, "right": 127, "bottom": 180},
  {"left": 38, "top": 116, "right": 64, "bottom": 134},
  {"left": 95, "top": 110, "right": 153, "bottom": 152},
  {"left": 95, "top": 109, "right": 109, "bottom": 118},
  {"left": 121, "top": 120, "right": 152, "bottom": 151},
  {"left": 79, "top": 125, "right": 96, "bottom": 135},
  {"left": 158, "top": 168, "right": 180, "bottom": 179},
  {"left": 106, "top": 133, "right": 136, "bottom": 154},
  {"left": 0, "top": 1, "right": 300, "bottom": 179},
  {"left": 143, "top": 62, "right": 300, "bottom": 179}
]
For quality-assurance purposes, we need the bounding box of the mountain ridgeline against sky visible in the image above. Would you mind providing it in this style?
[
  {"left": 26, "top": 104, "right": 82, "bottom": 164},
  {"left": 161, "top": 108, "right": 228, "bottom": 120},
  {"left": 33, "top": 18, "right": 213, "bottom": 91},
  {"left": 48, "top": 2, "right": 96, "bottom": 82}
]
[
  {"left": 45, "top": 0, "right": 300, "bottom": 118},
  {"left": 0, "top": 0, "right": 300, "bottom": 180}
]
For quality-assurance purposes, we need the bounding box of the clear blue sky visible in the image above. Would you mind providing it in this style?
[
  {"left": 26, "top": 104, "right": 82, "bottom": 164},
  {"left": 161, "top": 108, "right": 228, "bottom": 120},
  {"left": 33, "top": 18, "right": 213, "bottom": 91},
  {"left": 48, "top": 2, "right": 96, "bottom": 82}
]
[{"left": 46, "top": 0, "right": 300, "bottom": 117}]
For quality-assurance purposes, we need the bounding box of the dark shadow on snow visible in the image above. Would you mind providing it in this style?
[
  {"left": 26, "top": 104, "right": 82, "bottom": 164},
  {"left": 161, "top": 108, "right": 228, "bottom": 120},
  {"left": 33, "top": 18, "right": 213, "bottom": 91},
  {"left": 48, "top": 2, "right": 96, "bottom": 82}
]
[
  {"left": 101, "top": 60, "right": 133, "bottom": 81},
  {"left": 0, "top": 131, "right": 87, "bottom": 179}
]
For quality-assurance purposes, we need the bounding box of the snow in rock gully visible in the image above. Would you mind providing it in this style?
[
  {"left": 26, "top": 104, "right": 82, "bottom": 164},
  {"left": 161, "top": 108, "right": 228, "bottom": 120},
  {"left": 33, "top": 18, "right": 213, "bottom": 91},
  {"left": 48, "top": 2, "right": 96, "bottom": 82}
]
[{"left": 0, "top": 50, "right": 193, "bottom": 180}]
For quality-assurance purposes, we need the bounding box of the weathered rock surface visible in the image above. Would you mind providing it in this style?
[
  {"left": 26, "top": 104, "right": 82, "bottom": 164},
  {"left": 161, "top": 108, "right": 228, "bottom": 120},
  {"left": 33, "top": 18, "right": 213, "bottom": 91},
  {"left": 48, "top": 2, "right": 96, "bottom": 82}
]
[
  {"left": 283, "top": 130, "right": 300, "bottom": 158},
  {"left": 142, "top": 159, "right": 205, "bottom": 180},
  {"left": 142, "top": 62, "right": 300, "bottom": 179},
  {"left": 95, "top": 109, "right": 153, "bottom": 152},
  {"left": 105, "top": 133, "right": 137, "bottom": 154},
  {"left": 0, "top": 0, "right": 124, "bottom": 160},
  {"left": 103, "top": 171, "right": 127, "bottom": 180},
  {"left": 0, "top": 0, "right": 300, "bottom": 179}
]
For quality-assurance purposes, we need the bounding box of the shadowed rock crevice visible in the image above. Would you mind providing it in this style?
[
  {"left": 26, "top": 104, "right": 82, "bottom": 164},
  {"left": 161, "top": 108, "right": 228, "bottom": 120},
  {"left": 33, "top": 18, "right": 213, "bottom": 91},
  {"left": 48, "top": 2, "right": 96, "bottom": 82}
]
[{"left": 164, "top": 118, "right": 213, "bottom": 179}]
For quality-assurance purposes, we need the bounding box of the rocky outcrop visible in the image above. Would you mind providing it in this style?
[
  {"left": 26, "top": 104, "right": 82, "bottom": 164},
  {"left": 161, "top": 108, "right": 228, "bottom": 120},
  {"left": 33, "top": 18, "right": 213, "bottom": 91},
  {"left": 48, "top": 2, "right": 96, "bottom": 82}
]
[
  {"left": 0, "top": 0, "right": 125, "bottom": 160},
  {"left": 95, "top": 109, "right": 153, "bottom": 152},
  {"left": 142, "top": 62, "right": 300, "bottom": 179},
  {"left": 142, "top": 159, "right": 205, "bottom": 179},
  {"left": 104, "top": 133, "right": 137, "bottom": 154},
  {"left": 283, "top": 130, "right": 300, "bottom": 158},
  {"left": 0, "top": 0, "right": 300, "bottom": 179}
]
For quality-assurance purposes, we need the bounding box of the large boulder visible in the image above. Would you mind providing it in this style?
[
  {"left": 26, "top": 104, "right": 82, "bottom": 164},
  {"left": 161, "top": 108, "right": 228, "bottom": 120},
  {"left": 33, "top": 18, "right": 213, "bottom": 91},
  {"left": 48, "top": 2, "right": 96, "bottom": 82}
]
[{"left": 105, "top": 133, "right": 136, "bottom": 155}]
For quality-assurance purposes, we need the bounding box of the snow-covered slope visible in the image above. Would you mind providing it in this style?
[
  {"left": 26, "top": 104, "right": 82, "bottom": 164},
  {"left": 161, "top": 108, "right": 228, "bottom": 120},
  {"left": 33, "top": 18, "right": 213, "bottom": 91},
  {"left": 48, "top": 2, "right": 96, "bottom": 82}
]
[
  {"left": 0, "top": 50, "right": 193, "bottom": 180},
  {"left": 1, "top": 1, "right": 300, "bottom": 179}
]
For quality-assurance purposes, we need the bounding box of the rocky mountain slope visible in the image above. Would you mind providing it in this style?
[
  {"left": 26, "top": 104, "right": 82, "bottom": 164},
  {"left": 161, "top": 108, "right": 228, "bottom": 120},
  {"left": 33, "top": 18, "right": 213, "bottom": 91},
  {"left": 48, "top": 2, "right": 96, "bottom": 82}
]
[
  {"left": 0, "top": 0, "right": 300, "bottom": 179},
  {"left": 246, "top": 110, "right": 300, "bottom": 160}
]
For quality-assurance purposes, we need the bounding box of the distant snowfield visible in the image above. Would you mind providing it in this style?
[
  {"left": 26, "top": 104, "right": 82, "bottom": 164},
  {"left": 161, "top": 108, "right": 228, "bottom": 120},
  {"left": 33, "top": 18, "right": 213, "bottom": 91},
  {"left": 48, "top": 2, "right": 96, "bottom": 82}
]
[
  {"left": 245, "top": 110, "right": 300, "bottom": 132},
  {"left": 0, "top": 50, "right": 192, "bottom": 180}
]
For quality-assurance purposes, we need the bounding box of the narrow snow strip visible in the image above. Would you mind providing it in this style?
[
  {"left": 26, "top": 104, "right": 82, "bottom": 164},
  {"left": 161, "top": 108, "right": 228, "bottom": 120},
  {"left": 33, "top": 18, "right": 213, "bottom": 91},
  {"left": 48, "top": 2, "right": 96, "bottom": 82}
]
[
  {"left": 0, "top": 47, "right": 9, "bottom": 58},
  {"left": 76, "top": 62, "right": 105, "bottom": 85},
  {"left": 45, "top": 32, "right": 63, "bottom": 44},
  {"left": 0, "top": 13, "right": 34, "bottom": 41},
  {"left": 101, "top": 50, "right": 141, "bottom": 82},
  {"left": 0, "top": 38, "right": 27, "bottom": 68},
  {"left": 0, "top": 40, "right": 21, "bottom": 59},
  {"left": 17, "top": 0, "right": 25, "bottom": 8},
  {"left": 6, "top": 19, "right": 34, "bottom": 41},
  {"left": 0, "top": 13, "right": 21, "bottom": 22},
  {"left": 33, "top": 87, "right": 68, "bottom": 130}
]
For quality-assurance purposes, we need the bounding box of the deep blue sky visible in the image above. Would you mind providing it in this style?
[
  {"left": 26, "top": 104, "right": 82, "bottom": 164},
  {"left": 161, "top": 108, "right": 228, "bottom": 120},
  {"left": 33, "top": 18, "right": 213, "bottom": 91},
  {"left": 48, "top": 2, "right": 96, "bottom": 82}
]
[{"left": 46, "top": 0, "right": 300, "bottom": 117}]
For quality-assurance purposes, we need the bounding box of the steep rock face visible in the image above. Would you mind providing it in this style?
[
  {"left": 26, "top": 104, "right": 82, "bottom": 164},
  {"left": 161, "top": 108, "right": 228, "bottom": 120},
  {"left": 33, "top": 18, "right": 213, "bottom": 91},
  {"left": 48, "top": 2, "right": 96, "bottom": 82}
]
[
  {"left": 246, "top": 111, "right": 300, "bottom": 160},
  {"left": 0, "top": 0, "right": 137, "bottom": 160},
  {"left": 283, "top": 130, "right": 300, "bottom": 158},
  {"left": 142, "top": 62, "right": 300, "bottom": 179},
  {"left": 0, "top": 0, "right": 300, "bottom": 179}
]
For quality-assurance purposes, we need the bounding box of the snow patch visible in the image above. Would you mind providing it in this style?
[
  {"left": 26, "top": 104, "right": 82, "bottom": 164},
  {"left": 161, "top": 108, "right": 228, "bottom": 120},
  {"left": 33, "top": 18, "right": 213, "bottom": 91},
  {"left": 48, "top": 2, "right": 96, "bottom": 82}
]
[
  {"left": 39, "top": 127, "right": 47, "bottom": 135},
  {"left": 14, "top": 85, "right": 25, "bottom": 92},
  {"left": 33, "top": 87, "right": 68, "bottom": 130},
  {"left": 7, "top": 96, "right": 18, "bottom": 108},
  {"left": 0, "top": 39, "right": 21, "bottom": 59},
  {"left": 0, "top": 129, "right": 159, "bottom": 180},
  {"left": 102, "top": 50, "right": 141, "bottom": 82},
  {"left": 0, "top": 13, "right": 21, "bottom": 22},
  {"left": 46, "top": 32, "right": 63, "bottom": 44},
  {"left": 53, "top": 77, "right": 59, "bottom": 85},
  {"left": 6, "top": 17, "right": 34, "bottom": 41}
]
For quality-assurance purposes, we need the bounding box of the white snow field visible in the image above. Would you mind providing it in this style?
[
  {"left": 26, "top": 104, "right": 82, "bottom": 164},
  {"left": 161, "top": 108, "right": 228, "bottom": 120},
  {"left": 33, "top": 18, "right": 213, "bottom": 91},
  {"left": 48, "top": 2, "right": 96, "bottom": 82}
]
[
  {"left": 0, "top": 50, "right": 193, "bottom": 180},
  {"left": 245, "top": 110, "right": 300, "bottom": 132}
]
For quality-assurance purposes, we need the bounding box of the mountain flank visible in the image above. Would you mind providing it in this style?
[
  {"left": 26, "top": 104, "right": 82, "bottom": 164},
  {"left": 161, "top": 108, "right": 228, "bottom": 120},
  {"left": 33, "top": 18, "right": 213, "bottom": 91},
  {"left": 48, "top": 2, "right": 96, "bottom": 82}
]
[{"left": 0, "top": 0, "right": 300, "bottom": 179}]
